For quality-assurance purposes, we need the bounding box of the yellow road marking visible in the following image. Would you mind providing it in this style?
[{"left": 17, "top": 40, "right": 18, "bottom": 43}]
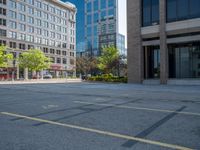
[
  {"left": 74, "top": 101, "right": 200, "bottom": 117},
  {"left": 1, "top": 112, "right": 193, "bottom": 150}
]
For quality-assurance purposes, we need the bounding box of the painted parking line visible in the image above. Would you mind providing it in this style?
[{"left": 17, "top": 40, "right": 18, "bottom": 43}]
[
  {"left": 1, "top": 112, "right": 193, "bottom": 150},
  {"left": 74, "top": 101, "right": 200, "bottom": 117}
]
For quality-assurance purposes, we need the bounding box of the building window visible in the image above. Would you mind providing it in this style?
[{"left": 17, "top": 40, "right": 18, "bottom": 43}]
[
  {"left": 19, "top": 23, "right": 26, "bottom": 31},
  {"left": 9, "top": 42, "right": 16, "bottom": 48},
  {"left": 19, "top": 43, "right": 26, "bottom": 50},
  {"left": 0, "top": 29, "right": 6, "bottom": 36},
  {"left": 28, "top": 16, "right": 34, "bottom": 24},
  {"left": 167, "top": 0, "right": 200, "bottom": 22},
  {"left": 9, "top": 31, "right": 17, "bottom": 39},
  {"left": 50, "top": 49, "right": 55, "bottom": 54},
  {"left": 56, "top": 50, "right": 61, "bottom": 55},
  {"left": 0, "top": 40, "right": 6, "bottom": 45},
  {"left": 0, "top": 0, "right": 6, "bottom": 5},
  {"left": 28, "top": 7, "right": 34, "bottom": 15},
  {"left": 94, "top": 0, "right": 98, "bottom": 11},
  {"left": 43, "top": 47, "right": 48, "bottom": 53},
  {"left": 9, "top": 21, "right": 17, "bottom": 29},
  {"left": 9, "top": 0, "right": 16, "bottom": 9},
  {"left": 62, "top": 51, "right": 67, "bottom": 56},
  {"left": 142, "top": 0, "right": 159, "bottom": 27},
  {"left": 0, "top": 8, "right": 6, "bottom": 15},
  {"left": 168, "top": 43, "right": 200, "bottom": 78},
  {"left": 28, "top": 26, "right": 34, "bottom": 33},
  {"left": 18, "top": 33, "right": 26, "bottom": 40},
  {"left": 28, "top": 45, "right": 34, "bottom": 50},
  {"left": 87, "top": 2, "right": 92, "bottom": 12},
  {"left": 19, "top": 13, "right": 26, "bottom": 22},
  {"left": 9, "top": 11, "right": 17, "bottom": 19},
  {"left": 101, "top": 0, "right": 106, "bottom": 9},
  {"left": 56, "top": 58, "right": 61, "bottom": 64},
  {"left": 63, "top": 58, "right": 67, "bottom": 64},
  {"left": 18, "top": 3, "right": 25, "bottom": 12},
  {"left": 0, "top": 18, "right": 6, "bottom": 26},
  {"left": 28, "top": 0, "right": 34, "bottom": 5}
]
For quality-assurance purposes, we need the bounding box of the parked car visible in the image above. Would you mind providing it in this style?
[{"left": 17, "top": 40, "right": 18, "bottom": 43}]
[{"left": 43, "top": 74, "right": 52, "bottom": 79}]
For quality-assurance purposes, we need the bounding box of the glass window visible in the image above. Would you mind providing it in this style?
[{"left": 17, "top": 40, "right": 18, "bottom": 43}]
[
  {"left": 18, "top": 3, "right": 25, "bottom": 12},
  {"left": 87, "top": 2, "right": 92, "bottom": 12},
  {"left": 87, "top": 26, "right": 92, "bottom": 37},
  {"left": 93, "top": 13, "right": 99, "bottom": 23},
  {"left": 108, "top": 9, "right": 114, "bottom": 16},
  {"left": 167, "top": 0, "right": 177, "bottom": 22},
  {"left": 177, "top": 0, "right": 188, "bottom": 19},
  {"left": 169, "top": 43, "right": 200, "bottom": 78},
  {"left": 101, "top": 10, "right": 106, "bottom": 20},
  {"left": 142, "top": 0, "right": 151, "bottom": 26},
  {"left": 9, "top": 11, "right": 17, "bottom": 19},
  {"left": 87, "top": 14, "right": 92, "bottom": 24},
  {"left": 151, "top": 0, "right": 159, "bottom": 23},
  {"left": 94, "top": 0, "right": 98, "bottom": 11},
  {"left": 9, "top": 21, "right": 17, "bottom": 29},
  {"left": 19, "top": 13, "right": 26, "bottom": 22},
  {"left": 167, "top": 0, "right": 200, "bottom": 22},
  {"left": 189, "top": 0, "right": 200, "bottom": 18},
  {"left": 9, "top": 0, "right": 16, "bottom": 9},
  {"left": 101, "top": 0, "right": 106, "bottom": 9},
  {"left": 28, "top": 16, "right": 34, "bottom": 24},
  {"left": 108, "top": 0, "right": 115, "bottom": 7},
  {"left": 19, "top": 23, "right": 26, "bottom": 31}
]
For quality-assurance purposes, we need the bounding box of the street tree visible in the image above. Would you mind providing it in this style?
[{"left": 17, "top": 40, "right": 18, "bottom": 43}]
[
  {"left": 18, "top": 49, "right": 51, "bottom": 78},
  {"left": 76, "top": 56, "right": 98, "bottom": 76},
  {"left": 97, "top": 46, "right": 119, "bottom": 75},
  {"left": 0, "top": 46, "right": 13, "bottom": 68}
]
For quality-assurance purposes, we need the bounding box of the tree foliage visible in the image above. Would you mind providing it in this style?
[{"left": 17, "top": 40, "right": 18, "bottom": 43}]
[
  {"left": 18, "top": 49, "right": 51, "bottom": 71},
  {"left": 97, "top": 46, "right": 119, "bottom": 75},
  {"left": 76, "top": 56, "right": 98, "bottom": 75},
  {"left": 0, "top": 46, "right": 13, "bottom": 68}
]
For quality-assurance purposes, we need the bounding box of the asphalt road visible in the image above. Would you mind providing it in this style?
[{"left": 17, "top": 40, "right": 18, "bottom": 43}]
[{"left": 0, "top": 83, "right": 200, "bottom": 150}]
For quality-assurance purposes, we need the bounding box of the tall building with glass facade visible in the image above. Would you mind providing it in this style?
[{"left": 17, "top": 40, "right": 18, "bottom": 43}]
[
  {"left": 64, "top": 0, "right": 85, "bottom": 55},
  {"left": 85, "top": 0, "right": 126, "bottom": 56},
  {"left": 127, "top": 0, "right": 200, "bottom": 84},
  {"left": 0, "top": 0, "right": 76, "bottom": 79}
]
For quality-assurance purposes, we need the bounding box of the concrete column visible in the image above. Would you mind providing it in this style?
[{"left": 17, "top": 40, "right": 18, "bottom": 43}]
[
  {"left": 16, "top": 65, "right": 19, "bottom": 80},
  {"left": 24, "top": 68, "right": 28, "bottom": 80},
  {"left": 159, "top": 0, "right": 168, "bottom": 84},
  {"left": 127, "top": 0, "right": 143, "bottom": 83}
]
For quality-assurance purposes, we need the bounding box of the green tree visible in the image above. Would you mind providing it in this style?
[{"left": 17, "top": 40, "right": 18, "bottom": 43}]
[
  {"left": 18, "top": 49, "right": 51, "bottom": 78},
  {"left": 76, "top": 56, "right": 98, "bottom": 76},
  {"left": 0, "top": 46, "right": 13, "bottom": 68},
  {"left": 97, "top": 46, "right": 119, "bottom": 75}
]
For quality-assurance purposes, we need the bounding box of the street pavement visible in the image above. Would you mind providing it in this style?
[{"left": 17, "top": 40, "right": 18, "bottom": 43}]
[{"left": 0, "top": 82, "right": 199, "bottom": 150}]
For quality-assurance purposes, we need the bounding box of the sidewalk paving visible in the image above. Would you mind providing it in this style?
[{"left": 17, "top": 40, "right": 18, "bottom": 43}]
[{"left": 0, "top": 78, "right": 82, "bottom": 84}]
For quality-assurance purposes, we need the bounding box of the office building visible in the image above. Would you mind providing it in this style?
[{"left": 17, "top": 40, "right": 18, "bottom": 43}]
[
  {"left": 0, "top": 0, "right": 76, "bottom": 79},
  {"left": 127, "top": 0, "right": 200, "bottom": 84},
  {"left": 85, "top": 0, "right": 126, "bottom": 56},
  {"left": 64, "top": 0, "right": 85, "bottom": 54}
]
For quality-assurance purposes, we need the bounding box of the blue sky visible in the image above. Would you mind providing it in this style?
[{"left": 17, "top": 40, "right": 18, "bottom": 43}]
[{"left": 118, "top": 0, "right": 127, "bottom": 48}]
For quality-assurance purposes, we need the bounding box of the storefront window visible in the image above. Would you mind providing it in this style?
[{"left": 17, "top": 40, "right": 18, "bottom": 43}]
[{"left": 169, "top": 43, "right": 200, "bottom": 78}]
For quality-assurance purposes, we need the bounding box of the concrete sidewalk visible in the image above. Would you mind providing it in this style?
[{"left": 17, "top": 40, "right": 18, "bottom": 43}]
[{"left": 0, "top": 78, "right": 82, "bottom": 84}]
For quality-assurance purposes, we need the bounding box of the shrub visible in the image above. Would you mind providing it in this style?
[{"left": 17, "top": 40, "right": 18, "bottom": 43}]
[{"left": 87, "top": 74, "right": 127, "bottom": 83}]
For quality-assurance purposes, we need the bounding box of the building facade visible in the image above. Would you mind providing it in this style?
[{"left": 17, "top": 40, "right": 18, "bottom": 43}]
[
  {"left": 127, "top": 0, "right": 200, "bottom": 84},
  {"left": 0, "top": 0, "right": 76, "bottom": 79},
  {"left": 84, "top": 0, "right": 126, "bottom": 56},
  {"left": 64, "top": 0, "right": 85, "bottom": 54}
]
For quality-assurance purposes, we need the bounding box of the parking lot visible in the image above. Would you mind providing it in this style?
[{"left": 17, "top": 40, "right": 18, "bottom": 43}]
[{"left": 0, "top": 83, "right": 200, "bottom": 150}]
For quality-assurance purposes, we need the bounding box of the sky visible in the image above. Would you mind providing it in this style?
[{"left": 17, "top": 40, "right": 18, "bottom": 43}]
[
  {"left": 63, "top": 0, "right": 127, "bottom": 48},
  {"left": 118, "top": 0, "right": 127, "bottom": 48}
]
